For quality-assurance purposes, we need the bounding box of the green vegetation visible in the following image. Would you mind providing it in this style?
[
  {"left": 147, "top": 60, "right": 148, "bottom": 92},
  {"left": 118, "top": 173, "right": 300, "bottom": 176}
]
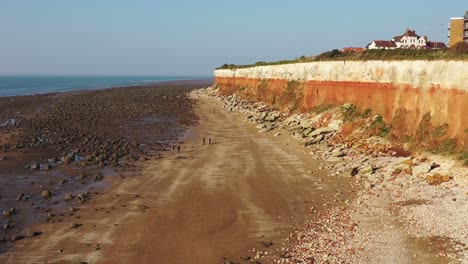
[
  {"left": 276, "top": 81, "right": 303, "bottom": 111},
  {"left": 370, "top": 115, "right": 391, "bottom": 137},
  {"left": 216, "top": 44, "right": 468, "bottom": 69},
  {"left": 341, "top": 104, "right": 373, "bottom": 123},
  {"left": 458, "top": 152, "right": 468, "bottom": 166}
]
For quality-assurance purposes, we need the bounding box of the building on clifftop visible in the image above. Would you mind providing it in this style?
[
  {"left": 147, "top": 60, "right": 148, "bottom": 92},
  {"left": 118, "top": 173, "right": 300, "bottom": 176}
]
[
  {"left": 448, "top": 17, "right": 464, "bottom": 47},
  {"left": 464, "top": 11, "right": 468, "bottom": 42},
  {"left": 367, "top": 28, "right": 446, "bottom": 50}
]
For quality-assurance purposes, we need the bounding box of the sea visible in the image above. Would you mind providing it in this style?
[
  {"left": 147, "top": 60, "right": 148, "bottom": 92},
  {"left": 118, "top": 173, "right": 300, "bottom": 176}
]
[{"left": 0, "top": 76, "right": 209, "bottom": 97}]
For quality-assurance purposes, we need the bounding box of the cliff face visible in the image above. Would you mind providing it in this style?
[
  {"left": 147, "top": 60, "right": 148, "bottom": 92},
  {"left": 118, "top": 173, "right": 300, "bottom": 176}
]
[{"left": 214, "top": 60, "right": 468, "bottom": 149}]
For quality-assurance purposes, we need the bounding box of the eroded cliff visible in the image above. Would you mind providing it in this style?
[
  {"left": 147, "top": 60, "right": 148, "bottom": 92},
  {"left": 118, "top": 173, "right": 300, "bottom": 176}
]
[{"left": 214, "top": 60, "right": 468, "bottom": 150}]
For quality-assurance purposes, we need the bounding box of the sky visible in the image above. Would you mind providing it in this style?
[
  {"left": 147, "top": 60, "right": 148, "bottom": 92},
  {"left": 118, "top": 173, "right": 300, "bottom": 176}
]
[{"left": 0, "top": 1, "right": 466, "bottom": 76}]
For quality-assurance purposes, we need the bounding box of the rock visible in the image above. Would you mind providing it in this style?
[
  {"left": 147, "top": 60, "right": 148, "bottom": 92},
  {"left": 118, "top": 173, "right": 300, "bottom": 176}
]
[
  {"left": 303, "top": 128, "right": 314, "bottom": 136},
  {"left": 93, "top": 174, "right": 103, "bottom": 182},
  {"left": 350, "top": 167, "right": 359, "bottom": 177},
  {"left": 2, "top": 210, "right": 11, "bottom": 217},
  {"left": 3, "top": 223, "right": 10, "bottom": 230},
  {"left": 427, "top": 174, "right": 451, "bottom": 185},
  {"left": 43, "top": 164, "right": 51, "bottom": 171},
  {"left": 412, "top": 163, "right": 431, "bottom": 175},
  {"left": 331, "top": 148, "right": 346, "bottom": 157},
  {"left": 71, "top": 223, "right": 80, "bottom": 229},
  {"left": 26, "top": 231, "right": 42, "bottom": 237},
  {"left": 327, "top": 119, "right": 343, "bottom": 130},
  {"left": 41, "top": 190, "right": 52, "bottom": 198},
  {"left": 281, "top": 252, "right": 292, "bottom": 259},
  {"left": 77, "top": 193, "right": 87, "bottom": 203},
  {"left": 16, "top": 193, "right": 25, "bottom": 201},
  {"left": 65, "top": 193, "right": 74, "bottom": 201},
  {"left": 260, "top": 241, "right": 273, "bottom": 248},
  {"left": 300, "top": 120, "right": 310, "bottom": 129},
  {"left": 359, "top": 165, "right": 374, "bottom": 175},
  {"left": 30, "top": 163, "right": 39, "bottom": 170},
  {"left": 85, "top": 155, "right": 93, "bottom": 162},
  {"left": 309, "top": 127, "right": 335, "bottom": 137},
  {"left": 265, "top": 112, "right": 280, "bottom": 122},
  {"left": 305, "top": 134, "right": 324, "bottom": 146}
]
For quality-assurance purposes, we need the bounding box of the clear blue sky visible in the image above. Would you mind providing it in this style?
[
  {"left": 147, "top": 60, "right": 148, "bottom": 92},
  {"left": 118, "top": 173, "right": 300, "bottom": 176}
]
[{"left": 0, "top": 1, "right": 465, "bottom": 76}]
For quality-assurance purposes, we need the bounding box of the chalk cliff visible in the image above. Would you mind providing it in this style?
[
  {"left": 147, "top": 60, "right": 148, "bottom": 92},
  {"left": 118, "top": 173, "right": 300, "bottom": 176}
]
[{"left": 214, "top": 60, "right": 468, "bottom": 149}]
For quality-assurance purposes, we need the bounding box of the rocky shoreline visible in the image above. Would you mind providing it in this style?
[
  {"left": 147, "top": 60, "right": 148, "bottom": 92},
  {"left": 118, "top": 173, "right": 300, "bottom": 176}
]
[
  {"left": 0, "top": 82, "right": 206, "bottom": 254},
  {"left": 195, "top": 86, "right": 468, "bottom": 263}
]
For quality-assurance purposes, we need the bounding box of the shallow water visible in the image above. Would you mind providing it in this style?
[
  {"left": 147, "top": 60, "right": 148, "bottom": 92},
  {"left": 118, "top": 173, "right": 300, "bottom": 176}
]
[{"left": 0, "top": 76, "right": 208, "bottom": 97}]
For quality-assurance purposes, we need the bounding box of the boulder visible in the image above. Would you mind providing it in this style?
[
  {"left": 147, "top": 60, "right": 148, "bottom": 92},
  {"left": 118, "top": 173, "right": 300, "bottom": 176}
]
[
  {"left": 304, "top": 134, "right": 324, "bottom": 146},
  {"left": 309, "top": 127, "right": 335, "bottom": 137},
  {"left": 412, "top": 163, "right": 431, "bottom": 176},
  {"left": 300, "top": 120, "right": 310, "bottom": 129},
  {"left": 265, "top": 112, "right": 280, "bottom": 122},
  {"left": 327, "top": 120, "right": 343, "bottom": 130}
]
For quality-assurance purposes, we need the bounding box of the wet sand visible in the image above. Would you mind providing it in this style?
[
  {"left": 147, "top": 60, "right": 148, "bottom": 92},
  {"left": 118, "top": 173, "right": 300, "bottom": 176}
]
[
  {"left": 0, "top": 80, "right": 210, "bottom": 255},
  {"left": 1, "top": 93, "right": 355, "bottom": 263}
]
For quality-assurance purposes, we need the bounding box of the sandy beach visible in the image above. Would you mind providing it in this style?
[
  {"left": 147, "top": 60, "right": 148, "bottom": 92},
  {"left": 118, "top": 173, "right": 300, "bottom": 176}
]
[{"left": 0, "top": 83, "right": 467, "bottom": 264}]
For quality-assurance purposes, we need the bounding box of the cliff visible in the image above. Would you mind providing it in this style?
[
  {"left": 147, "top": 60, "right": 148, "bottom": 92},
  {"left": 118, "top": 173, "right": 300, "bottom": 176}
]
[{"left": 214, "top": 60, "right": 468, "bottom": 150}]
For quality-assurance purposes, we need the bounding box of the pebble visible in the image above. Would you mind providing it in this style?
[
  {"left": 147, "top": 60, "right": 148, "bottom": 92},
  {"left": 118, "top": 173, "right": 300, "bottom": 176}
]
[{"left": 41, "top": 190, "right": 52, "bottom": 198}]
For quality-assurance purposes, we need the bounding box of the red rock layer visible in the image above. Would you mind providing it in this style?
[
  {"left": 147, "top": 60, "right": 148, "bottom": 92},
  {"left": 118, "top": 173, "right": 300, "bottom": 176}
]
[{"left": 215, "top": 77, "right": 468, "bottom": 150}]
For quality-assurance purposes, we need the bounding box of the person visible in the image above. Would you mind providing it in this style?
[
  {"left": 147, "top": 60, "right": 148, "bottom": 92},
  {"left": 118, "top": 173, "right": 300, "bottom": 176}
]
[
  {"left": 177, "top": 146, "right": 181, "bottom": 153},
  {"left": 208, "top": 138, "right": 212, "bottom": 144},
  {"left": 202, "top": 137, "right": 206, "bottom": 145},
  {"left": 172, "top": 145, "right": 176, "bottom": 152}
]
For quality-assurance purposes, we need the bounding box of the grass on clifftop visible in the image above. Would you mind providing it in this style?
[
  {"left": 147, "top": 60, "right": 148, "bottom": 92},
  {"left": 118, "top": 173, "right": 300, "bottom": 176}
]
[{"left": 217, "top": 42, "right": 468, "bottom": 69}]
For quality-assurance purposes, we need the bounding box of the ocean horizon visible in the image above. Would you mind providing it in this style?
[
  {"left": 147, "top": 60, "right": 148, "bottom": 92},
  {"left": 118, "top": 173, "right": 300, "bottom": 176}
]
[{"left": 0, "top": 75, "right": 212, "bottom": 97}]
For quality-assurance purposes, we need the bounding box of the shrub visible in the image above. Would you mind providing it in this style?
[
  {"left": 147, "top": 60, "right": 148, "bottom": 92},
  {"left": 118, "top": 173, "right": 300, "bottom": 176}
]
[{"left": 448, "top": 42, "right": 468, "bottom": 54}]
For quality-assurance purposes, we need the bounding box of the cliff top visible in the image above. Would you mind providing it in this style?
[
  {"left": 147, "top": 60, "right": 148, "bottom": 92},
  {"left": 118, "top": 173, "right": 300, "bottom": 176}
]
[{"left": 217, "top": 45, "right": 468, "bottom": 70}]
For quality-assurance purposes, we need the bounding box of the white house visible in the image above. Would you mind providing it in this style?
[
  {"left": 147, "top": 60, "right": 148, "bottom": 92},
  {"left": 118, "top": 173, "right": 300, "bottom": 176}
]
[
  {"left": 368, "top": 29, "right": 445, "bottom": 50},
  {"left": 392, "top": 29, "right": 427, "bottom": 49}
]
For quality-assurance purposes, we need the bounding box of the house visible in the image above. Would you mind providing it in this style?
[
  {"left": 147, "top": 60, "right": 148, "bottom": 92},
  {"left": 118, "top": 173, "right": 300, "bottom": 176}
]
[
  {"left": 427, "top": 42, "right": 448, "bottom": 49},
  {"left": 367, "top": 40, "right": 397, "bottom": 50},
  {"left": 367, "top": 29, "right": 446, "bottom": 50},
  {"left": 392, "top": 29, "right": 427, "bottom": 49}
]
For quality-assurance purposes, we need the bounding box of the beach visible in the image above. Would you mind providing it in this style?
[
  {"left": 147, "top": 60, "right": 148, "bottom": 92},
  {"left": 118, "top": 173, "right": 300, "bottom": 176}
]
[
  {"left": 0, "top": 83, "right": 466, "bottom": 264},
  {"left": 0, "top": 80, "right": 209, "bottom": 255}
]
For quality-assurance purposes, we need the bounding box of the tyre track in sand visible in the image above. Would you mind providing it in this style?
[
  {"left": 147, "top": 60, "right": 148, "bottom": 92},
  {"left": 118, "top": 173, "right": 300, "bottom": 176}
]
[{"left": 2, "top": 96, "right": 353, "bottom": 264}]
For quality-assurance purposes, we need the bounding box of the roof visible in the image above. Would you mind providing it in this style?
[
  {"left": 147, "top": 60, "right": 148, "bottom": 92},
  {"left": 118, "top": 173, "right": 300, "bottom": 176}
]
[
  {"left": 393, "top": 28, "right": 420, "bottom": 41},
  {"left": 342, "top": 47, "right": 365, "bottom": 52},
  {"left": 372, "top": 40, "right": 397, "bottom": 48},
  {"left": 428, "top": 42, "right": 448, "bottom": 49}
]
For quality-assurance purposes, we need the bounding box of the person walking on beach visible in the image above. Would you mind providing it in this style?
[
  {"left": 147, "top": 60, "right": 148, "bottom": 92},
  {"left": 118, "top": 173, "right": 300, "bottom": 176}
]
[
  {"left": 172, "top": 145, "right": 176, "bottom": 152},
  {"left": 177, "top": 146, "right": 181, "bottom": 153},
  {"left": 202, "top": 137, "right": 206, "bottom": 145},
  {"left": 208, "top": 138, "right": 212, "bottom": 144}
]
